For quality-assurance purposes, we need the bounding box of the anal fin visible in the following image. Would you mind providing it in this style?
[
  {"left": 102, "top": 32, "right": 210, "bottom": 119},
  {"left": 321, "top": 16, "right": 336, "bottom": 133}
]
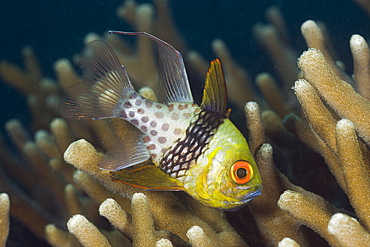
[{"left": 111, "top": 162, "right": 184, "bottom": 191}]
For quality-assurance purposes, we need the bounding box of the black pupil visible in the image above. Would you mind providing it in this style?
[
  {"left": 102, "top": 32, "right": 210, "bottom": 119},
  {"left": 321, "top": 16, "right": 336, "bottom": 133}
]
[{"left": 236, "top": 167, "right": 247, "bottom": 178}]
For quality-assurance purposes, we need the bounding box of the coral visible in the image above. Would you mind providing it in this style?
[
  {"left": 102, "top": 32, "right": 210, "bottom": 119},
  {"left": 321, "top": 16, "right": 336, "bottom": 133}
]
[
  {"left": 328, "top": 213, "right": 370, "bottom": 246},
  {"left": 67, "top": 214, "right": 111, "bottom": 247},
  {"left": 352, "top": 0, "right": 370, "bottom": 17},
  {"left": 278, "top": 238, "right": 300, "bottom": 247},
  {"left": 0, "top": 0, "right": 370, "bottom": 246},
  {"left": 278, "top": 19, "right": 370, "bottom": 246},
  {"left": 64, "top": 139, "right": 247, "bottom": 246},
  {"left": 248, "top": 144, "right": 310, "bottom": 245},
  {"left": 278, "top": 190, "right": 338, "bottom": 246},
  {"left": 0, "top": 193, "right": 9, "bottom": 247},
  {"left": 350, "top": 34, "right": 370, "bottom": 100},
  {"left": 298, "top": 48, "right": 370, "bottom": 146}
]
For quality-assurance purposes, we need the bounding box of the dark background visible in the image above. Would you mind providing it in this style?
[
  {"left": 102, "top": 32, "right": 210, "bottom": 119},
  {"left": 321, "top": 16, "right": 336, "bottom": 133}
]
[{"left": 0, "top": 0, "right": 368, "bottom": 129}]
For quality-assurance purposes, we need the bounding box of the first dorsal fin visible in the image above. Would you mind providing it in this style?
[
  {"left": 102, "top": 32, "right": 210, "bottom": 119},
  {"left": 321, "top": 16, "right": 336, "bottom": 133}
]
[
  {"left": 109, "top": 31, "right": 194, "bottom": 103},
  {"left": 201, "top": 59, "right": 228, "bottom": 116}
]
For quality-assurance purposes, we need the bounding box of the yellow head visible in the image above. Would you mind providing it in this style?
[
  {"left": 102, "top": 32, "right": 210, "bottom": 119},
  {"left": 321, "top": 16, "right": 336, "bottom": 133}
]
[{"left": 183, "top": 119, "right": 262, "bottom": 210}]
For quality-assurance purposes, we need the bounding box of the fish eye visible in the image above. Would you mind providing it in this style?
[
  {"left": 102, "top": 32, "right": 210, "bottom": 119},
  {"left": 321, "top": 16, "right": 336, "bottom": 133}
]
[{"left": 230, "top": 160, "right": 253, "bottom": 184}]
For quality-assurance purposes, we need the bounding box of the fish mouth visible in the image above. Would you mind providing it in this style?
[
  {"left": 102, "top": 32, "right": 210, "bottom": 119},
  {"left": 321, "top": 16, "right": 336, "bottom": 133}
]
[
  {"left": 224, "top": 185, "right": 263, "bottom": 212},
  {"left": 240, "top": 185, "right": 262, "bottom": 202}
]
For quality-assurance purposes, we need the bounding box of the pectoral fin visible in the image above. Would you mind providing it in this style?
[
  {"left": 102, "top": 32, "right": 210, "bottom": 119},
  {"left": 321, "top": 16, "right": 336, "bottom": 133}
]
[
  {"left": 111, "top": 163, "right": 184, "bottom": 191},
  {"left": 99, "top": 129, "right": 150, "bottom": 171}
]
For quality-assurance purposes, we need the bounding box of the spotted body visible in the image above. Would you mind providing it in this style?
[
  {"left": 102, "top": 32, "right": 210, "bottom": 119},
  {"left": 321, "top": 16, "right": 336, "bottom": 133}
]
[
  {"left": 60, "top": 32, "right": 262, "bottom": 210},
  {"left": 117, "top": 93, "right": 202, "bottom": 178}
]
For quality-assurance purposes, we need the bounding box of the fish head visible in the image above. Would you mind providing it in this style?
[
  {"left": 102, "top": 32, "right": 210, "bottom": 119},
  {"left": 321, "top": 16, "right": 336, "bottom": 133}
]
[{"left": 184, "top": 119, "right": 262, "bottom": 211}]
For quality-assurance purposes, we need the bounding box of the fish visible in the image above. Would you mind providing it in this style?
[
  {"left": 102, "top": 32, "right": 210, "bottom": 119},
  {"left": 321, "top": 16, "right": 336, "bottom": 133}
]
[{"left": 60, "top": 31, "right": 262, "bottom": 210}]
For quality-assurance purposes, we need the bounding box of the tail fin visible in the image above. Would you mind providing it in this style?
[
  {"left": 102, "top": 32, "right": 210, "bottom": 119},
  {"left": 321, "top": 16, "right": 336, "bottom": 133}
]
[{"left": 59, "top": 40, "right": 135, "bottom": 120}]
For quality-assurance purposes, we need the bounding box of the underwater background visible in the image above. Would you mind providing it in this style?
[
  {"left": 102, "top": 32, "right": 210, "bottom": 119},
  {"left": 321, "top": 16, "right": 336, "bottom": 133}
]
[
  {"left": 1, "top": 0, "right": 368, "bottom": 128},
  {"left": 0, "top": 0, "right": 369, "bottom": 246}
]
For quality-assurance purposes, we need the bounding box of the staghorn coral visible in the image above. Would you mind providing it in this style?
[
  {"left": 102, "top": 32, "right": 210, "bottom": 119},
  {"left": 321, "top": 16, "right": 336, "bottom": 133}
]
[
  {"left": 0, "top": 0, "right": 370, "bottom": 246},
  {"left": 63, "top": 139, "right": 247, "bottom": 246},
  {"left": 276, "top": 20, "right": 370, "bottom": 246},
  {"left": 352, "top": 0, "right": 370, "bottom": 17},
  {"left": 0, "top": 193, "right": 9, "bottom": 247},
  {"left": 328, "top": 213, "right": 370, "bottom": 246}
]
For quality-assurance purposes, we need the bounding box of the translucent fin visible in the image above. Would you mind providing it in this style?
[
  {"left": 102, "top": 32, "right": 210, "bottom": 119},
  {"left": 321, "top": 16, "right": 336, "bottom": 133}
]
[
  {"left": 99, "top": 129, "right": 150, "bottom": 171},
  {"left": 60, "top": 40, "right": 135, "bottom": 119},
  {"left": 109, "top": 31, "right": 194, "bottom": 103},
  {"left": 200, "top": 59, "right": 228, "bottom": 115},
  {"left": 111, "top": 163, "right": 184, "bottom": 191}
]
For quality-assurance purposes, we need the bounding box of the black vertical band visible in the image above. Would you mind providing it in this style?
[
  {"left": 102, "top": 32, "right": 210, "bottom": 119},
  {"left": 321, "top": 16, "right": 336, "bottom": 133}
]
[{"left": 159, "top": 110, "right": 225, "bottom": 177}]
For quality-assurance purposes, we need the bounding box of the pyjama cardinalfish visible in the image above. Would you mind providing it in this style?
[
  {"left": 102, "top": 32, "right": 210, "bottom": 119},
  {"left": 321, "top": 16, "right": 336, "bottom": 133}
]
[{"left": 60, "top": 31, "right": 262, "bottom": 210}]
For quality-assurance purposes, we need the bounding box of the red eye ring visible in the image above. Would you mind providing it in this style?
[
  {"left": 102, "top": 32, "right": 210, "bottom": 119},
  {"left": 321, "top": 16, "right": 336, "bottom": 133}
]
[{"left": 230, "top": 160, "right": 253, "bottom": 184}]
